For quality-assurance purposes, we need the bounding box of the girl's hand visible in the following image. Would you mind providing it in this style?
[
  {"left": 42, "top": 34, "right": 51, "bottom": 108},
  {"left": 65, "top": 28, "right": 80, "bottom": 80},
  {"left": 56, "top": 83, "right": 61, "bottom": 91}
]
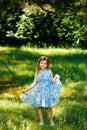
[
  {"left": 55, "top": 74, "right": 60, "bottom": 79},
  {"left": 22, "top": 90, "right": 26, "bottom": 94}
]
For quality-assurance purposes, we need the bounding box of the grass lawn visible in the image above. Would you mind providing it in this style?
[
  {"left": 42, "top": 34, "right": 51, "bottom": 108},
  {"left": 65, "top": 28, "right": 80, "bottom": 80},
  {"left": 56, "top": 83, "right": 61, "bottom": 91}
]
[{"left": 0, "top": 46, "right": 87, "bottom": 130}]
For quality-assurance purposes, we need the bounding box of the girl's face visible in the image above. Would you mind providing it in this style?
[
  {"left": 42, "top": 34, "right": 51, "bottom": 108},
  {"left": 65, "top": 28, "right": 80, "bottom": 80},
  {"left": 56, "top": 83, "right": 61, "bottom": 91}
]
[{"left": 39, "top": 60, "right": 47, "bottom": 70}]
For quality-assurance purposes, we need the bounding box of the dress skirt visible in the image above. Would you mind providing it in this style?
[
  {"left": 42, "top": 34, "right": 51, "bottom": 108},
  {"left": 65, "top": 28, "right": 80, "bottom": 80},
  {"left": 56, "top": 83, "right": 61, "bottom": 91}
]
[{"left": 20, "top": 69, "right": 62, "bottom": 107}]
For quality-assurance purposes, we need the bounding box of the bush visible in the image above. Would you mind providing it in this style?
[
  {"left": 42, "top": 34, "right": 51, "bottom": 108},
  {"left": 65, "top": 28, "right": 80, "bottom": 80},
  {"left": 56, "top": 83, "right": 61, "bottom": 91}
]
[{"left": 0, "top": 4, "right": 87, "bottom": 48}]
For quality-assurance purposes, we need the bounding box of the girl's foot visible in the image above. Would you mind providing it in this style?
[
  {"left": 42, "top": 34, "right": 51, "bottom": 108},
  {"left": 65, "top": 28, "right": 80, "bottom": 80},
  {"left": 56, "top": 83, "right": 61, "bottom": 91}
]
[{"left": 51, "top": 121, "right": 55, "bottom": 126}]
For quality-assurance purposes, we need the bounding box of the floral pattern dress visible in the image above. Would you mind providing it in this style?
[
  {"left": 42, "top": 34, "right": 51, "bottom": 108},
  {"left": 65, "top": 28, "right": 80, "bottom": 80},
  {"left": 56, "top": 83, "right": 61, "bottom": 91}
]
[{"left": 20, "top": 69, "right": 62, "bottom": 107}]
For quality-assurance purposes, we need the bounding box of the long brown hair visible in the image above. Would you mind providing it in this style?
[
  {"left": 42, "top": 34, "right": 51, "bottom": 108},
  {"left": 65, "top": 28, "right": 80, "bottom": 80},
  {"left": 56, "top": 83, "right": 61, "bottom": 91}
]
[{"left": 35, "top": 56, "right": 50, "bottom": 76}]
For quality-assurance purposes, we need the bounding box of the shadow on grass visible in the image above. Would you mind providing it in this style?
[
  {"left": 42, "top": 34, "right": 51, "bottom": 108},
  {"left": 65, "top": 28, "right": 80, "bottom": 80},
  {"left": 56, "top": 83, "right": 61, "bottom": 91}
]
[
  {"left": 49, "top": 53, "right": 87, "bottom": 83},
  {"left": 0, "top": 48, "right": 39, "bottom": 93}
]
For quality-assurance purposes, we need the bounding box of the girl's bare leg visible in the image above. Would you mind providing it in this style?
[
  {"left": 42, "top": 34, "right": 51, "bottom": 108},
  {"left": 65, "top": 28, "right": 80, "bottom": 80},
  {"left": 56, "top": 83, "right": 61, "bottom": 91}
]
[
  {"left": 48, "top": 107, "right": 55, "bottom": 126},
  {"left": 38, "top": 107, "right": 44, "bottom": 125},
  {"left": 47, "top": 107, "right": 53, "bottom": 122}
]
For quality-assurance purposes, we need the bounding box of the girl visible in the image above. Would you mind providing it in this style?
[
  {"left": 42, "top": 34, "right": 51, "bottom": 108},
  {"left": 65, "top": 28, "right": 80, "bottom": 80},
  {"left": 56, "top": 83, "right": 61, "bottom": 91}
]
[{"left": 20, "top": 56, "right": 62, "bottom": 126}]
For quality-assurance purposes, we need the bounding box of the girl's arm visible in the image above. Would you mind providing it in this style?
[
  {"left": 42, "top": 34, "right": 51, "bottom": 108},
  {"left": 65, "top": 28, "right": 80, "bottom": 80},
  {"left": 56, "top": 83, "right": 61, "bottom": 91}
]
[
  {"left": 50, "top": 70, "right": 60, "bottom": 82},
  {"left": 22, "top": 73, "right": 37, "bottom": 93}
]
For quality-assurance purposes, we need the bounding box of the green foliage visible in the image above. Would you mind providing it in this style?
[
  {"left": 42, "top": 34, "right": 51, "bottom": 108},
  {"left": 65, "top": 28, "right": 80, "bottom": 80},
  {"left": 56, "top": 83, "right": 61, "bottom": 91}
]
[
  {"left": 32, "top": 12, "right": 57, "bottom": 47},
  {"left": 56, "top": 16, "right": 83, "bottom": 47},
  {"left": 6, "top": 11, "right": 85, "bottom": 47},
  {"left": 14, "top": 8, "right": 35, "bottom": 40},
  {"left": 0, "top": 0, "right": 87, "bottom": 47},
  {"left": 0, "top": 2, "right": 23, "bottom": 46}
]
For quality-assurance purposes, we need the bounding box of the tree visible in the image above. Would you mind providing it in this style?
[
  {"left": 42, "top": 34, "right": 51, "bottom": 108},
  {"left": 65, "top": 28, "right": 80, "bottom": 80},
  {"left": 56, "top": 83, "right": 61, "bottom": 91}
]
[{"left": 0, "top": 0, "right": 87, "bottom": 47}]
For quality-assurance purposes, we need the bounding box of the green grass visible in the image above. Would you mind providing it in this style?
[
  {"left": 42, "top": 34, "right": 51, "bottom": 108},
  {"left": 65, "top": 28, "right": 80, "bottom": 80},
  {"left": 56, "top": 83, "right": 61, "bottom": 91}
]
[{"left": 0, "top": 46, "right": 87, "bottom": 130}]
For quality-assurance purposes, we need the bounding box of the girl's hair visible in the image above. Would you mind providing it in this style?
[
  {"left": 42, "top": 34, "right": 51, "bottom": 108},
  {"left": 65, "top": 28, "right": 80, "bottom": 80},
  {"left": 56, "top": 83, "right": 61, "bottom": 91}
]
[{"left": 35, "top": 56, "right": 50, "bottom": 76}]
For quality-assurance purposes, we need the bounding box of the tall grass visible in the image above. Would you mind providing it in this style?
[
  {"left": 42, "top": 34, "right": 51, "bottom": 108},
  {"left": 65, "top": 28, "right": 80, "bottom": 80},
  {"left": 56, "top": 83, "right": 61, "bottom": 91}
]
[{"left": 0, "top": 46, "right": 87, "bottom": 130}]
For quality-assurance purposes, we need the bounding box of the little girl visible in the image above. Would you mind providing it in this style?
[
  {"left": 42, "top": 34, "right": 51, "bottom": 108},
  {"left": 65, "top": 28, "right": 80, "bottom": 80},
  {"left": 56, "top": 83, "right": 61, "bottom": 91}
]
[{"left": 20, "top": 56, "right": 62, "bottom": 126}]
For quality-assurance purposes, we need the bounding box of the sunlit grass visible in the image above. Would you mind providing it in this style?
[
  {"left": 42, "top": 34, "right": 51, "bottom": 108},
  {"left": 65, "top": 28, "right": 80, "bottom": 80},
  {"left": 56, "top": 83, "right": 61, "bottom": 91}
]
[
  {"left": 20, "top": 46, "right": 87, "bottom": 56},
  {"left": 61, "top": 81, "right": 87, "bottom": 97},
  {"left": 0, "top": 46, "right": 87, "bottom": 130}
]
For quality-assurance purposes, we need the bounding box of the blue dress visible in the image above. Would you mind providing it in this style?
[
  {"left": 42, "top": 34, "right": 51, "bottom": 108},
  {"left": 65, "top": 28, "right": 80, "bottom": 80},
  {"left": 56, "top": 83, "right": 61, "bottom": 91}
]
[{"left": 20, "top": 69, "right": 62, "bottom": 107}]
